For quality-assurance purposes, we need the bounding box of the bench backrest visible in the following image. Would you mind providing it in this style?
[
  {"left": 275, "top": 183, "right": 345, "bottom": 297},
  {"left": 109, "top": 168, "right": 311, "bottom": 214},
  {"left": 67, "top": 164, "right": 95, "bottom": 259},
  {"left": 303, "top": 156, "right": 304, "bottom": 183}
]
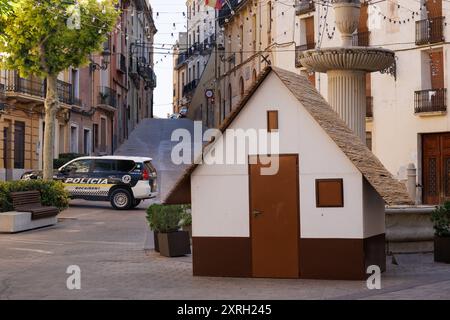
[{"left": 10, "top": 191, "right": 42, "bottom": 208}]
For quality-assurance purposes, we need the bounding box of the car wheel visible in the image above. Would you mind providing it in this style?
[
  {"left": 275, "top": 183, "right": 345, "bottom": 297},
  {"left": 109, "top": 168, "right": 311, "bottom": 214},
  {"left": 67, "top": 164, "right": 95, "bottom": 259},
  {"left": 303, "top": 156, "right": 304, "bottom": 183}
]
[
  {"left": 131, "top": 199, "right": 142, "bottom": 209},
  {"left": 110, "top": 188, "right": 132, "bottom": 210}
]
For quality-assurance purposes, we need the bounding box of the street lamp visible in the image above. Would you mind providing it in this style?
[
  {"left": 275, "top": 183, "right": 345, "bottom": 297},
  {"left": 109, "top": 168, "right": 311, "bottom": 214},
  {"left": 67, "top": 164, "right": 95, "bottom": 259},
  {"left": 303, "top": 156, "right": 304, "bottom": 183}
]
[{"left": 90, "top": 49, "right": 111, "bottom": 71}]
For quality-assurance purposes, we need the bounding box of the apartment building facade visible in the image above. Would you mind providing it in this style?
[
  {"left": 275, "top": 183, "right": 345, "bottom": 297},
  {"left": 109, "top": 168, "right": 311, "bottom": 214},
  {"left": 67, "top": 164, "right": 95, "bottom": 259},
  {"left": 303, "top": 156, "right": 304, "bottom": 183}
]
[
  {"left": 173, "top": 0, "right": 216, "bottom": 117},
  {"left": 173, "top": 32, "right": 188, "bottom": 114},
  {"left": 0, "top": 0, "right": 157, "bottom": 181}
]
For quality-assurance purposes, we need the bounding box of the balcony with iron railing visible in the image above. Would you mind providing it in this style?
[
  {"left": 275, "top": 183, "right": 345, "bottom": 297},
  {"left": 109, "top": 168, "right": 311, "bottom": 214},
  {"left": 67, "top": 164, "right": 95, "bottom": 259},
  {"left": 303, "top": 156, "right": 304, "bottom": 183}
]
[
  {"left": 414, "top": 88, "right": 447, "bottom": 114},
  {"left": 352, "top": 31, "right": 370, "bottom": 46},
  {"left": 176, "top": 51, "right": 189, "bottom": 67},
  {"left": 295, "top": 42, "right": 316, "bottom": 68},
  {"left": 97, "top": 86, "right": 117, "bottom": 108},
  {"left": 295, "top": 0, "right": 315, "bottom": 15},
  {"left": 183, "top": 79, "right": 199, "bottom": 97},
  {"left": 366, "top": 96, "right": 373, "bottom": 118},
  {"left": 416, "top": 16, "right": 445, "bottom": 45},
  {"left": 1, "top": 71, "right": 74, "bottom": 105}
]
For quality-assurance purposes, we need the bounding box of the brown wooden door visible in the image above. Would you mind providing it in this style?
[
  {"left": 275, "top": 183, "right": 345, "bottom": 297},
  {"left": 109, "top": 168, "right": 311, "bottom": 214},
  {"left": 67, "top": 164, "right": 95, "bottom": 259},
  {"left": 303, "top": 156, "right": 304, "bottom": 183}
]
[
  {"left": 249, "top": 154, "right": 300, "bottom": 278},
  {"left": 426, "top": 0, "right": 442, "bottom": 18},
  {"left": 423, "top": 133, "right": 450, "bottom": 204},
  {"left": 430, "top": 49, "right": 444, "bottom": 90},
  {"left": 305, "top": 17, "right": 315, "bottom": 47},
  {"left": 359, "top": 3, "right": 369, "bottom": 32}
]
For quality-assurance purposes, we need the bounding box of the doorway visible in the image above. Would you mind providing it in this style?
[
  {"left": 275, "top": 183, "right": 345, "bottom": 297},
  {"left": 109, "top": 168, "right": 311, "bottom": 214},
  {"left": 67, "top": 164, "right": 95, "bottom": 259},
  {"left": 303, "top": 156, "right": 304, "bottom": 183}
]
[
  {"left": 249, "top": 154, "right": 300, "bottom": 278},
  {"left": 422, "top": 132, "right": 450, "bottom": 204}
]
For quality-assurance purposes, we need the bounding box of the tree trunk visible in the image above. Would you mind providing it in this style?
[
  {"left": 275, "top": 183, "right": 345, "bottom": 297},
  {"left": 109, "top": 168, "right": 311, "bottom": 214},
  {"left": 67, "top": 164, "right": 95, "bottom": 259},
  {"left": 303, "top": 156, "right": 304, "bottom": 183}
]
[{"left": 42, "top": 74, "right": 59, "bottom": 180}]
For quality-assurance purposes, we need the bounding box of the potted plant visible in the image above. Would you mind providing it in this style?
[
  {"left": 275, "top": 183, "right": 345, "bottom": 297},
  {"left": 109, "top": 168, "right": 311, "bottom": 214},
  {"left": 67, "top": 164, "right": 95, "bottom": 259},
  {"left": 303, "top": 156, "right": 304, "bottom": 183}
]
[
  {"left": 179, "top": 205, "right": 192, "bottom": 243},
  {"left": 146, "top": 204, "right": 161, "bottom": 252},
  {"left": 146, "top": 204, "right": 191, "bottom": 257},
  {"left": 431, "top": 201, "right": 450, "bottom": 263}
]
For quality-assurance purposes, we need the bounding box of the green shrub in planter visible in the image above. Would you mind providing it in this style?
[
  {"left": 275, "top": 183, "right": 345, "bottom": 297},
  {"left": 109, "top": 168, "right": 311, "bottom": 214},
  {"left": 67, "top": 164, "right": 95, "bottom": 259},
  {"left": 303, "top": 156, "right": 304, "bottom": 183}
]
[
  {"left": 179, "top": 206, "right": 192, "bottom": 242},
  {"left": 146, "top": 204, "right": 191, "bottom": 257},
  {"left": 0, "top": 180, "right": 70, "bottom": 213},
  {"left": 146, "top": 204, "right": 184, "bottom": 233},
  {"left": 431, "top": 202, "right": 450, "bottom": 263},
  {"left": 179, "top": 205, "right": 192, "bottom": 227}
]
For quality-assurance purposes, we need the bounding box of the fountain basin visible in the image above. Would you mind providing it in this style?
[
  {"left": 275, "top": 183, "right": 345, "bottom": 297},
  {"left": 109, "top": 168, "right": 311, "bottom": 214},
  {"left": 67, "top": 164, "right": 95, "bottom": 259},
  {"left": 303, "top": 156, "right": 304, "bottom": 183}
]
[{"left": 299, "top": 47, "right": 395, "bottom": 73}]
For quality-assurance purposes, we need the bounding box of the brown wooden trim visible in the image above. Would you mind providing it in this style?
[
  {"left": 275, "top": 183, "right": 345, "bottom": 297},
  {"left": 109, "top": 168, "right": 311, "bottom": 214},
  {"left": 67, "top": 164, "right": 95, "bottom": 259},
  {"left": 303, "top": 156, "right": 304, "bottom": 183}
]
[
  {"left": 192, "top": 237, "right": 252, "bottom": 277},
  {"left": 192, "top": 234, "right": 385, "bottom": 280},
  {"left": 299, "top": 234, "right": 386, "bottom": 280},
  {"left": 315, "top": 178, "right": 344, "bottom": 208},
  {"left": 299, "top": 238, "right": 365, "bottom": 280}
]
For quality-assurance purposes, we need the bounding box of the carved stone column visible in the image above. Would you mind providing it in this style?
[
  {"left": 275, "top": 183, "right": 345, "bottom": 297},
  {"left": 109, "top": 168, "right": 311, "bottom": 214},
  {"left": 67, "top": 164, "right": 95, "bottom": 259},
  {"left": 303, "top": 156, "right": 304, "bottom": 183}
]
[{"left": 327, "top": 70, "right": 366, "bottom": 140}]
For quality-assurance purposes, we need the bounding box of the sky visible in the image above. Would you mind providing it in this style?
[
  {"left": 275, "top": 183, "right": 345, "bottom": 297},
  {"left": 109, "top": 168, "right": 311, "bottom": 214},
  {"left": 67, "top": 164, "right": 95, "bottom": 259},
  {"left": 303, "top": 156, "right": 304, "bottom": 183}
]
[{"left": 150, "top": 0, "right": 187, "bottom": 118}]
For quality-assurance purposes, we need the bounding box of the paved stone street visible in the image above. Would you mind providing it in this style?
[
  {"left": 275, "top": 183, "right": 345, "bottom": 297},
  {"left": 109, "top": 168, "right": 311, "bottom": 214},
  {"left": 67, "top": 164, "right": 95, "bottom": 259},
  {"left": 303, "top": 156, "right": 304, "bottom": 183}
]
[{"left": 0, "top": 199, "right": 449, "bottom": 300}]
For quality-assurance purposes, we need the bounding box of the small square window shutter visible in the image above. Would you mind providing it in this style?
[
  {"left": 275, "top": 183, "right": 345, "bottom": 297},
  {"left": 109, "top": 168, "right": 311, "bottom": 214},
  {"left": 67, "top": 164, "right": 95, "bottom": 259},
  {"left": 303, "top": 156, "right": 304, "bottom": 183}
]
[
  {"left": 267, "top": 110, "right": 278, "bottom": 132},
  {"left": 316, "top": 179, "right": 344, "bottom": 207}
]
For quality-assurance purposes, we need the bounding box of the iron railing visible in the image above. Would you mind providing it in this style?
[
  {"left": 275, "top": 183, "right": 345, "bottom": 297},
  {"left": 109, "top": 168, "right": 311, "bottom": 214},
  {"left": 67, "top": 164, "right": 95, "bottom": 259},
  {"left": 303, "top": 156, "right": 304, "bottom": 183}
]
[
  {"left": 352, "top": 31, "right": 370, "bottom": 46},
  {"left": 183, "top": 79, "right": 199, "bottom": 96},
  {"left": 295, "top": 0, "right": 315, "bottom": 15},
  {"left": 414, "top": 88, "right": 447, "bottom": 113},
  {"left": 57, "top": 79, "right": 73, "bottom": 105},
  {"left": 416, "top": 16, "right": 445, "bottom": 45},
  {"left": 98, "top": 86, "right": 117, "bottom": 108},
  {"left": 73, "top": 97, "right": 83, "bottom": 107},
  {"left": 0, "top": 83, "right": 5, "bottom": 110},
  {"left": 366, "top": 96, "right": 373, "bottom": 118},
  {"left": 295, "top": 42, "right": 315, "bottom": 67},
  {"left": 2, "top": 71, "right": 74, "bottom": 104},
  {"left": 176, "top": 51, "right": 189, "bottom": 67}
]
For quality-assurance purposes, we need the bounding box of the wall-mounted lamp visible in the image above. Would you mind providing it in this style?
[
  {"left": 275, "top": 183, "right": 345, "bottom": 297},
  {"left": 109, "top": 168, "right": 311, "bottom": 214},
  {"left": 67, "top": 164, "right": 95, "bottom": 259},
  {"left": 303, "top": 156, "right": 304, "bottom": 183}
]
[{"left": 90, "top": 49, "right": 111, "bottom": 71}]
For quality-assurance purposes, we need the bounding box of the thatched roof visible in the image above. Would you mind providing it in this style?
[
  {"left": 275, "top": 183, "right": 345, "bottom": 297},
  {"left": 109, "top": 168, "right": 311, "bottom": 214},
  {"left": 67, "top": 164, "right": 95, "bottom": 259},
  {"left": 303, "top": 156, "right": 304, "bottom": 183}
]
[{"left": 164, "top": 67, "right": 412, "bottom": 206}]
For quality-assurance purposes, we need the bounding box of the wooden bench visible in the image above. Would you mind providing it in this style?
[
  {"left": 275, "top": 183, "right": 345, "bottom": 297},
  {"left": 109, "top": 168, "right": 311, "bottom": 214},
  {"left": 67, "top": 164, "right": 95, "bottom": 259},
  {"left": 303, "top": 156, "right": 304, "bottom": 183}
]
[{"left": 10, "top": 191, "right": 59, "bottom": 220}]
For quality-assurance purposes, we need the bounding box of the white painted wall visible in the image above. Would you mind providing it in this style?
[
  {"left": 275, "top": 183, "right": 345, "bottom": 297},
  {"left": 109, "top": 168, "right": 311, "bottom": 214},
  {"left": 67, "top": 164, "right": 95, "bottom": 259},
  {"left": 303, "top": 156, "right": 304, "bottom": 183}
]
[
  {"left": 363, "top": 178, "right": 386, "bottom": 238},
  {"left": 191, "top": 73, "right": 375, "bottom": 239}
]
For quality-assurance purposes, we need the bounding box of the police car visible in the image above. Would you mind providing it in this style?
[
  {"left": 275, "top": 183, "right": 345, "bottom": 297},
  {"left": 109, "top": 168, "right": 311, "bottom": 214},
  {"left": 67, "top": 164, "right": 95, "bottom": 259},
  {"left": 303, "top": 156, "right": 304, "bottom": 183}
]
[{"left": 22, "top": 156, "right": 158, "bottom": 210}]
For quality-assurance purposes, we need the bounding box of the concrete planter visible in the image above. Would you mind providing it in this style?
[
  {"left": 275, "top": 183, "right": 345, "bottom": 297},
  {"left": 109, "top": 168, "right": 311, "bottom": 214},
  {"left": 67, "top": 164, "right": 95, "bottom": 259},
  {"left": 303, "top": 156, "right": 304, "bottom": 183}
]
[
  {"left": 434, "top": 236, "right": 450, "bottom": 263},
  {"left": 0, "top": 212, "right": 57, "bottom": 233},
  {"left": 158, "top": 231, "right": 191, "bottom": 257}
]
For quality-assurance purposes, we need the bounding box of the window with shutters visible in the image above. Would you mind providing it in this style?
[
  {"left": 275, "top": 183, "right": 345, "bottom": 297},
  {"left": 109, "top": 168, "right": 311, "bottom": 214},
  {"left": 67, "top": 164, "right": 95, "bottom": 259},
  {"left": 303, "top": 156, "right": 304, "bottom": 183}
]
[{"left": 415, "top": 48, "right": 446, "bottom": 114}]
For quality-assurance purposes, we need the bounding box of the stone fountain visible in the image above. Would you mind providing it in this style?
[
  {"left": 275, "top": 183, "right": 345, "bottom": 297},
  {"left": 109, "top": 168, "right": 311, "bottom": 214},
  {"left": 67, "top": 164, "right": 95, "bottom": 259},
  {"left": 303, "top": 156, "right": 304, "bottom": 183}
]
[{"left": 299, "top": 0, "right": 395, "bottom": 141}]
